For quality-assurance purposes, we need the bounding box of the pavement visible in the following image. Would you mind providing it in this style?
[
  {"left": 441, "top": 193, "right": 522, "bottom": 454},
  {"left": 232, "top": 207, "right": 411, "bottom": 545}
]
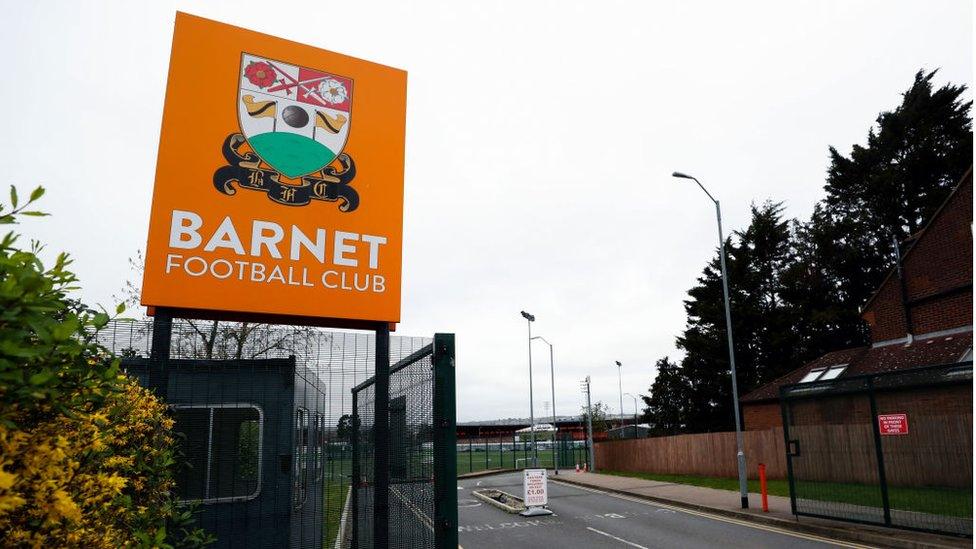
[
  {"left": 458, "top": 472, "right": 869, "bottom": 549},
  {"left": 552, "top": 471, "right": 972, "bottom": 549}
]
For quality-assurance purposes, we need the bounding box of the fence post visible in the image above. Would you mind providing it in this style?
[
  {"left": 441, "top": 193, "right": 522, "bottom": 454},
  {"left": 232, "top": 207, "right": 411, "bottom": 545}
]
[
  {"left": 468, "top": 437, "right": 473, "bottom": 473},
  {"left": 512, "top": 433, "right": 518, "bottom": 469},
  {"left": 867, "top": 378, "right": 892, "bottom": 526},
  {"left": 485, "top": 439, "right": 489, "bottom": 471},
  {"left": 432, "top": 333, "right": 458, "bottom": 549},
  {"left": 759, "top": 463, "right": 768, "bottom": 512},
  {"left": 779, "top": 386, "right": 798, "bottom": 517},
  {"left": 350, "top": 390, "right": 359, "bottom": 549}
]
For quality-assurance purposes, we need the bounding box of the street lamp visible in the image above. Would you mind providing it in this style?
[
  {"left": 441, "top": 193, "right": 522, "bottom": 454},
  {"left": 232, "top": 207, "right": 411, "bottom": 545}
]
[
  {"left": 614, "top": 361, "right": 623, "bottom": 429},
  {"left": 623, "top": 392, "right": 640, "bottom": 439},
  {"left": 672, "top": 170, "right": 749, "bottom": 509},
  {"left": 531, "top": 336, "right": 558, "bottom": 475},
  {"left": 520, "top": 310, "right": 538, "bottom": 468}
]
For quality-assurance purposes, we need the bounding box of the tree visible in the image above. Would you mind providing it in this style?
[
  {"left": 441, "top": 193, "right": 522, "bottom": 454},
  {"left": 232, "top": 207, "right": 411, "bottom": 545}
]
[
  {"left": 784, "top": 69, "right": 972, "bottom": 362},
  {"left": 579, "top": 401, "right": 612, "bottom": 433},
  {"left": 641, "top": 357, "right": 690, "bottom": 436},
  {"left": 336, "top": 414, "right": 353, "bottom": 442},
  {"left": 653, "top": 69, "right": 972, "bottom": 435},
  {"left": 673, "top": 201, "right": 798, "bottom": 432},
  {"left": 117, "top": 250, "right": 322, "bottom": 360}
]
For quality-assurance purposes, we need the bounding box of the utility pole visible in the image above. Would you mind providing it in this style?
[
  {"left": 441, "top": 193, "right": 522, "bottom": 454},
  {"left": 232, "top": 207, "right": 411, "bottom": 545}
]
[
  {"left": 581, "top": 376, "right": 595, "bottom": 472},
  {"left": 614, "top": 361, "right": 623, "bottom": 428},
  {"left": 672, "top": 170, "right": 749, "bottom": 509},
  {"left": 532, "top": 335, "right": 558, "bottom": 474}
]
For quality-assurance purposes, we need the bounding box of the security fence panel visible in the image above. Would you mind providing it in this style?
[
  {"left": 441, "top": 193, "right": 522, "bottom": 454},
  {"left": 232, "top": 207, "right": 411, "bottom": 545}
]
[
  {"left": 96, "top": 319, "right": 430, "bottom": 549},
  {"left": 352, "top": 334, "right": 457, "bottom": 549},
  {"left": 782, "top": 362, "right": 972, "bottom": 537}
]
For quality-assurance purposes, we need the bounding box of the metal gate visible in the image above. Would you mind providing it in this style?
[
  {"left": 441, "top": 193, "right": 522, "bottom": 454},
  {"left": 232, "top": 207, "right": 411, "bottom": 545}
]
[
  {"left": 781, "top": 362, "right": 972, "bottom": 537},
  {"left": 351, "top": 334, "right": 457, "bottom": 549}
]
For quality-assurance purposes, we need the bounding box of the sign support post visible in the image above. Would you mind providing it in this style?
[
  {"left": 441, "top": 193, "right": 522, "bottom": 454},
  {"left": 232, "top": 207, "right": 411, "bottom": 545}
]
[
  {"left": 373, "top": 323, "right": 391, "bottom": 547},
  {"left": 148, "top": 307, "right": 173, "bottom": 399}
]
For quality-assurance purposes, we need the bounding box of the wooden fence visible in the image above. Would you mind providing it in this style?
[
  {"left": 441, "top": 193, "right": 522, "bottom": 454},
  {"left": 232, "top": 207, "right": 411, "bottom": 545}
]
[
  {"left": 594, "top": 428, "right": 787, "bottom": 480},
  {"left": 594, "top": 415, "right": 973, "bottom": 487}
]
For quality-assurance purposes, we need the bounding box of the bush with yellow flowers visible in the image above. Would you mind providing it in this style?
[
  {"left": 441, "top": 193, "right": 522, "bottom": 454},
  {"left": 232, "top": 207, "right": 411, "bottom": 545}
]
[{"left": 0, "top": 187, "right": 211, "bottom": 547}]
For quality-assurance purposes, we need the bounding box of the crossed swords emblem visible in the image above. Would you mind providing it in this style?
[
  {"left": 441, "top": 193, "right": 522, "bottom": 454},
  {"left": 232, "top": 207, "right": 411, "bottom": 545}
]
[{"left": 261, "top": 60, "right": 341, "bottom": 106}]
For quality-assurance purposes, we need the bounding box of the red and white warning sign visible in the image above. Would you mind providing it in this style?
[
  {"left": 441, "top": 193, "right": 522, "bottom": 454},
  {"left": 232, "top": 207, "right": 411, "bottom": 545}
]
[{"left": 878, "top": 413, "right": 909, "bottom": 435}]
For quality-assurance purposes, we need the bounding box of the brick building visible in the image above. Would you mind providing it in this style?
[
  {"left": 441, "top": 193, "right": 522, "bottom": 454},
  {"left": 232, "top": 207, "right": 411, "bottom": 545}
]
[{"left": 742, "top": 167, "right": 973, "bottom": 429}]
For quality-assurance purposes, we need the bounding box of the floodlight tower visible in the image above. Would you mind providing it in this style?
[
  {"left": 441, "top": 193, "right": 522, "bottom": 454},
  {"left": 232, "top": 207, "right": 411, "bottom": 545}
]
[{"left": 520, "top": 310, "right": 538, "bottom": 467}]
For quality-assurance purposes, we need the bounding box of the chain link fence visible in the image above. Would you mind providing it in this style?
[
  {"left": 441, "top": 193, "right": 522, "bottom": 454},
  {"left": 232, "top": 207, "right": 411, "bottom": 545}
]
[
  {"left": 95, "top": 319, "right": 430, "bottom": 548},
  {"left": 351, "top": 334, "right": 456, "bottom": 549},
  {"left": 455, "top": 434, "right": 590, "bottom": 475},
  {"left": 782, "top": 361, "right": 972, "bottom": 537}
]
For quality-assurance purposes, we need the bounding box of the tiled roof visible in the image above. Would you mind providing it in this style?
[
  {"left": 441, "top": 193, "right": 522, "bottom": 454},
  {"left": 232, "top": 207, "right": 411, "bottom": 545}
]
[{"left": 741, "top": 330, "right": 972, "bottom": 403}]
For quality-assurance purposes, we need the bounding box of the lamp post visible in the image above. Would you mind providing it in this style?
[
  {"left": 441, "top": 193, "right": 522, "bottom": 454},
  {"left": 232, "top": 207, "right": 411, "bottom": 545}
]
[
  {"left": 614, "top": 361, "right": 623, "bottom": 429},
  {"left": 520, "top": 311, "right": 538, "bottom": 468},
  {"left": 623, "top": 392, "right": 639, "bottom": 439},
  {"left": 672, "top": 170, "right": 749, "bottom": 509},
  {"left": 531, "top": 336, "right": 558, "bottom": 474}
]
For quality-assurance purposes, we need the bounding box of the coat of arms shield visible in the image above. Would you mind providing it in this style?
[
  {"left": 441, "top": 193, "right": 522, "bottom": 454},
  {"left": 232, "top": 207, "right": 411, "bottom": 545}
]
[{"left": 237, "top": 53, "right": 353, "bottom": 179}]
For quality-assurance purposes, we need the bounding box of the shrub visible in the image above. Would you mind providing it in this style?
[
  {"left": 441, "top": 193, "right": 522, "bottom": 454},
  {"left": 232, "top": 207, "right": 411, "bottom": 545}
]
[{"left": 0, "top": 186, "right": 210, "bottom": 547}]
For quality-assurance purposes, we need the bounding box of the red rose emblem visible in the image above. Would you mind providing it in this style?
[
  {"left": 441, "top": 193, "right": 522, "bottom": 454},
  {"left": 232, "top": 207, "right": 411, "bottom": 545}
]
[{"left": 245, "top": 61, "right": 275, "bottom": 88}]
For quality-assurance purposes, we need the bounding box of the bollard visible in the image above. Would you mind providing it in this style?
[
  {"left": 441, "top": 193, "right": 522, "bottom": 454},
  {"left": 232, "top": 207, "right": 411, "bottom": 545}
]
[{"left": 759, "top": 463, "right": 768, "bottom": 513}]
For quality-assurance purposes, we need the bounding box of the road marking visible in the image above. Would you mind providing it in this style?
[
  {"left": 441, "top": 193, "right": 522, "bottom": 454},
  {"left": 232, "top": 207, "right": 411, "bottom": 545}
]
[
  {"left": 391, "top": 486, "right": 434, "bottom": 532},
  {"left": 552, "top": 480, "right": 872, "bottom": 548},
  {"left": 458, "top": 498, "right": 483, "bottom": 508},
  {"left": 586, "top": 526, "right": 650, "bottom": 549}
]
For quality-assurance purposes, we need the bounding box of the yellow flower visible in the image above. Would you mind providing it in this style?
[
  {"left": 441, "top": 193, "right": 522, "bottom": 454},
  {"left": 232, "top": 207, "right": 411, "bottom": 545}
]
[
  {"left": 0, "top": 493, "right": 26, "bottom": 513},
  {"left": 0, "top": 467, "right": 16, "bottom": 490},
  {"left": 49, "top": 489, "right": 82, "bottom": 523}
]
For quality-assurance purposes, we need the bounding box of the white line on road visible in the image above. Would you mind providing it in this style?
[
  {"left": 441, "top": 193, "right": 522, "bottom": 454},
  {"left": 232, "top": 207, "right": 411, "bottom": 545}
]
[
  {"left": 551, "top": 480, "right": 872, "bottom": 548},
  {"left": 391, "top": 486, "right": 434, "bottom": 532},
  {"left": 586, "top": 526, "right": 650, "bottom": 549}
]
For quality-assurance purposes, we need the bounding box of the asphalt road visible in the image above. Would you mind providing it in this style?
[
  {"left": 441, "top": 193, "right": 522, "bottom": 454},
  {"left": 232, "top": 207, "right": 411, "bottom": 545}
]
[
  {"left": 458, "top": 473, "right": 866, "bottom": 549},
  {"left": 355, "top": 481, "right": 438, "bottom": 548}
]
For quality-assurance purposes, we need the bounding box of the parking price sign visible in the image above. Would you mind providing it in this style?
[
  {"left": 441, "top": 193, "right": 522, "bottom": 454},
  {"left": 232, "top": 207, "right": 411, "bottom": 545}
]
[{"left": 523, "top": 469, "right": 548, "bottom": 507}]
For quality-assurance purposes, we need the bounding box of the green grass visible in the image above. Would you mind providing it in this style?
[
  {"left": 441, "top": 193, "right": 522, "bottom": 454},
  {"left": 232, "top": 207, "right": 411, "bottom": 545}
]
[
  {"left": 323, "top": 480, "right": 349, "bottom": 548},
  {"left": 602, "top": 470, "right": 972, "bottom": 518},
  {"left": 456, "top": 448, "right": 590, "bottom": 475}
]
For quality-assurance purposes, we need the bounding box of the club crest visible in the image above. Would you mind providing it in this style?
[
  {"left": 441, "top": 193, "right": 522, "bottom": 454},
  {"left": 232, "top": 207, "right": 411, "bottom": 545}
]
[{"left": 213, "top": 53, "right": 359, "bottom": 211}]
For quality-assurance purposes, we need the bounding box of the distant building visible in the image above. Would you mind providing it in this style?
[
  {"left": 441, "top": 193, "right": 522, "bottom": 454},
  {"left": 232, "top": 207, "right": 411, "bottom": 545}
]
[
  {"left": 514, "top": 423, "right": 556, "bottom": 442},
  {"left": 457, "top": 414, "right": 636, "bottom": 441},
  {"left": 742, "top": 167, "right": 973, "bottom": 429},
  {"left": 607, "top": 424, "right": 652, "bottom": 440}
]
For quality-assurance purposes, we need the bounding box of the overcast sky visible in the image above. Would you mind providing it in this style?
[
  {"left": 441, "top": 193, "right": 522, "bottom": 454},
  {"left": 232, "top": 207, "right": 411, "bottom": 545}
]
[{"left": 4, "top": 1, "right": 972, "bottom": 421}]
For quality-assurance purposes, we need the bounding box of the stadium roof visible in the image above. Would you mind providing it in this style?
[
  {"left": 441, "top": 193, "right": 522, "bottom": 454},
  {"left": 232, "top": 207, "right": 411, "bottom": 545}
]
[{"left": 458, "top": 414, "right": 633, "bottom": 427}]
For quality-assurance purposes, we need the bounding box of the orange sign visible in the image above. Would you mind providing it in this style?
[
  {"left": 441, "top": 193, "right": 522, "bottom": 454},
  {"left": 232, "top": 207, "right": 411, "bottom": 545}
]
[{"left": 141, "top": 13, "right": 407, "bottom": 327}]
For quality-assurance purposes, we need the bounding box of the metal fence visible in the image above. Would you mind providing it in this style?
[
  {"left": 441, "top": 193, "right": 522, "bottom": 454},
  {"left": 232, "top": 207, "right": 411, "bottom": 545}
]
[
  {"left": 781, "top": 361, "right": 973, "bottom": 537},
  {"left": 95, "top": 319, "right": 430, "bottom": 548},
  {"left": 455, "top": 434, "right": 590, "bottom": 475},
  {"left": 351, "top": 334, "right": 457, "bottom": 549}
]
